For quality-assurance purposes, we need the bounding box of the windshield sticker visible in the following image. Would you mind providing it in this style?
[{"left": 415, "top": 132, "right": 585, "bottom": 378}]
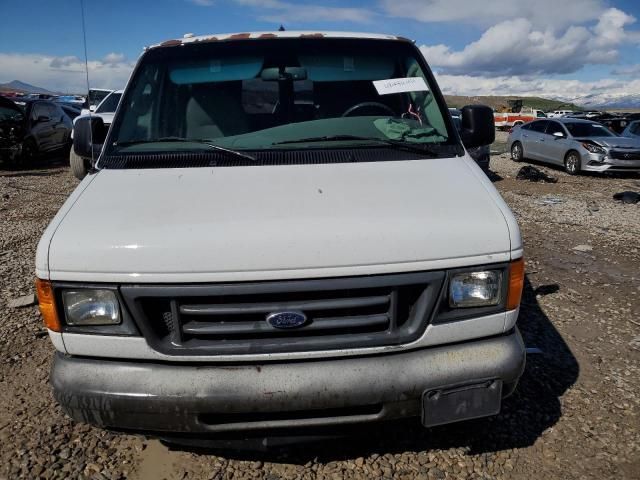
[{"left": 373, "top": 77, "right": 429, "bottom": 95}]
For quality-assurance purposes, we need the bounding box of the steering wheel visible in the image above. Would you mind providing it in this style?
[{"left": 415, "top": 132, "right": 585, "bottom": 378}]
[{"left": 342, "top": 102, "right": 395, "bottom": 118}]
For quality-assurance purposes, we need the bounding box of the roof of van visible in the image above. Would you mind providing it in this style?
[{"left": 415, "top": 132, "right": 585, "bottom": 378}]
[{"left": 150, "top": 31, "right": 412, "bottom": 49}]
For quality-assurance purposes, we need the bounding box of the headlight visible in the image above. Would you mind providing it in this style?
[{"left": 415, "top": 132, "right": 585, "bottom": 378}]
[
  {"left": 449, "top": 270, "right": 502, "bottom": 308},
  {"left": 581, "top": 142, "right": 605, "bottom": 154},
  {"left": 62, "top": 289, "right": 121, "bottom": 325}
]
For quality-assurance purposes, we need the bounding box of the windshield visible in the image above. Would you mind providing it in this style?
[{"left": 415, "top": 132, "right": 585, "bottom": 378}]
[
  {"left": 96, "top": 92, "right": 122, "bottom": 113},
  {"left": 88, "top": 90, "right": 112, "bottom": 107},
  {"left": 565, "top": 122, "right": 614, "bottom": 137},
  {"left": 105, "top": 38, "right": 454, "bottom": 162}
]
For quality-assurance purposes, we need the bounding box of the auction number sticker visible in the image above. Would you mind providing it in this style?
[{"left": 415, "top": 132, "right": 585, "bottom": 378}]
[{"left": 373, "top": 77, "right": 429, "bottom": 95}]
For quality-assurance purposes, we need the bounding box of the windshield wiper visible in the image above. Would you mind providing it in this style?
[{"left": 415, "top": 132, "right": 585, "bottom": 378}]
[
  {"left": 113, "top": 137, "right": 256, "bottom": 161},
  {"left": 271, "top": 135, "right": 444, "bottom": 156}
]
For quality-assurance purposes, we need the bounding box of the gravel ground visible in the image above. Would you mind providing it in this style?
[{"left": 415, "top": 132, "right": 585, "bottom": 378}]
[{"left": 1, "top": 140, "right": 639, "bottom": 479}]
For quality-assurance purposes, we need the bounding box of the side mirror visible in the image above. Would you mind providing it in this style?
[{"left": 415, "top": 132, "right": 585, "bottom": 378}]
[
  {"left": 460, "top": 104, "right": 495, "bottom": 148},
  {"left": 36, "top": 115, "right": 51, "bottom": 123},
  {"left": 553, "top": 131, "right": 565, "bottom": 138},
  {"left": 73, "top": 116, "right": 107, "bottom": 161},
  {"left": 89, "top": 105, "right": 96, "bottom": 112}
]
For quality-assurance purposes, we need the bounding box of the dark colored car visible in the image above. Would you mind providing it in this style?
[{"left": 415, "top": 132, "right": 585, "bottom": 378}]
[{"left": 0, "top": 97, "right": 73, "bottom": 165}]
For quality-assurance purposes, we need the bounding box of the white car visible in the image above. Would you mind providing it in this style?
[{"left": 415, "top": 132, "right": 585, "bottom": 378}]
[
  {"left": 37, "top": 31, "right": 525, "bottom": 439},
  {"left": 547, "top": 110, "right": 575, "bottom": 118},
  {"left": 70, "top": 90, "right": 123, "bottom": 178}
]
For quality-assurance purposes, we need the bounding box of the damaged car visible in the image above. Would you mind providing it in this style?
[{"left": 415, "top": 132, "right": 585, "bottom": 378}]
[{"left": 509, "top": 118, "right": 640, "bottom": 175}]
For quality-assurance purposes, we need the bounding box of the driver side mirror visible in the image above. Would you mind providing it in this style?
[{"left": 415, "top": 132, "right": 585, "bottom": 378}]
[
  {"left": 460, "top": 105, "right": 495, "bottom": 148},
  {"left": 73, "top": 116, "right": 107, "bottom": 161}
]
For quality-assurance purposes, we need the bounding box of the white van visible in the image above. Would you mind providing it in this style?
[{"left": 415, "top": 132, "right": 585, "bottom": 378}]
[{"left": 37, "top": 31, "right": 525, "bottom": 438}]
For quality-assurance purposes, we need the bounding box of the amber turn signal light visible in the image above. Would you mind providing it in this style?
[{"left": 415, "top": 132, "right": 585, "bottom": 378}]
[
  {"left": 35, "top": 278, "right": 61, "bottom": 332},
  {"left": 506, "top": 257, "right": 525, "bottom": 311}
]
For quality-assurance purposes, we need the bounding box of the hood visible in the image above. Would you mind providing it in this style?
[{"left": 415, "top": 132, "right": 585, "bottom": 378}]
[
  {"left": 45, "top": 158, "right": 514, "bottom": 282},
  {"left": 578, "top": 136, "right": 640, "bottom": 149}
]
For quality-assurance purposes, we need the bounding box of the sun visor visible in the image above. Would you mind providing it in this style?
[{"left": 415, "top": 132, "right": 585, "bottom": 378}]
[
  {"left": 169, "top": 56, "right": 263, "bottom": 84},
  {"left": 299, "top": 55, "right": 395, "bottom": 81}
]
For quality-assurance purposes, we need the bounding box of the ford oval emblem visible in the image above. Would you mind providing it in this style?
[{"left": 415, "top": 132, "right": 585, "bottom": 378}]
[{"left": 266, "top": 311, "right": 308, "bottom": 329}]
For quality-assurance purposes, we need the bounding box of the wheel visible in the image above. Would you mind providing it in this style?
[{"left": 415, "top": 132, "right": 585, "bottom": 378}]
[
  {"left": 511, "top": 141, "right": 524, "bottom": 162},
  {"left": 19, "top": 139, "right": 38, "bottom": 167},
  {"left": 564, "top": 151, "right": 581, "bottom": 175},
  {"left": 69, "top": 149, "right": 88, "bottom": 179}
]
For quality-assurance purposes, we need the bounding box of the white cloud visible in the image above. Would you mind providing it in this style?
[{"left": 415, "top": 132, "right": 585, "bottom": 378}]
[
  {"left": 0, "top": 52, "right": 133, "bottom": 93},
  {"left": 419, "top": 8, "right": 639, "bottom": 76},
  {"left": 233, "top": 0, "right": 374, "bottom": 23},
  {"left": 612, "top": 64, "right": 640, "bottom": 76},
  {"left": 380, "top": 0, "right": 604, "bottom": 30},
  {"left": 433, "top": 71, "right": 640, "bottom": 103}
]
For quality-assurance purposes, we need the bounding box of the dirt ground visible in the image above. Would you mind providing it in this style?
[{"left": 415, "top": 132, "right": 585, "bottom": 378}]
[{"left": 1, "top": 136, "right": 639, "bottom": 479}]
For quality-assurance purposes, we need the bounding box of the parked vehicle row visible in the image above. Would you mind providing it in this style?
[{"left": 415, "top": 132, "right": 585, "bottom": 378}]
[{"left": 509, "top": 118, "right": 640, "bottom": 174}]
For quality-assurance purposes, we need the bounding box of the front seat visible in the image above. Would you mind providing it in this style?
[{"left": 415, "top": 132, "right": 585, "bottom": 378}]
[{"left": 185, "top": 83, "right": 249, "bottom": 139}]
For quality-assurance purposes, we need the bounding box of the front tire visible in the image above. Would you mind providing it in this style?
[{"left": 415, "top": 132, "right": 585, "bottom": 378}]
[
  {"left": 511, "top": 141, "right": 524, "bottom": 162},
  {"left": 19, "top": 139, "right": 38, "bottom": 167},
  {"left": 69, "top": 149, "right": 88, "bottom": 179},
  {"left": 564, "top": 151, "right": 581, "bottom": 175}
]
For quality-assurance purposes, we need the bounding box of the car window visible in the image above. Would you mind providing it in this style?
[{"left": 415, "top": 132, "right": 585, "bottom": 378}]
[
  {"left": 631, "top": 122, "right": 640, "bottom": 134},
  {"left": 529, "top": 120, "right": 548, "bottom": 133},
  {"left": 45, "top": 104, "right": 59, "bottom": 119},
  {"left": 107, "top": 38, "right": 453, "bottom": 159},
  {"left": 0, "top": 105, "right": 23, "bottom": 122},
  {"left": 32, "top": 103, "right": 47, "bottom": 120},
  {"left": 96, "top": 92, "right": 122, "bottom": 113},
  {"left": 564, "top": 122, "right": 614, "bottom": 137},
  {"left": 546, "top": 121, "right": 565, "bottom": 136}
]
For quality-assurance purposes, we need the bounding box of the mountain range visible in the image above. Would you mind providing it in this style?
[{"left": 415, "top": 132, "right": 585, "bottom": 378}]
[{"left": 0, "top": 80, "right": 58, "bottom": 95}]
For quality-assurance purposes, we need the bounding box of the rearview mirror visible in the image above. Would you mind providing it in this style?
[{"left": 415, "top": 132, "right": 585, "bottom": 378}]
[
  {"left": 460, "top": 105, "right": 495, "bottom": 148},
  {"left": 73, "top": 116, "right": 107, "bottom": 161},
  {"left": 261, "top": 67, "right": 308, "bottom": 81}
]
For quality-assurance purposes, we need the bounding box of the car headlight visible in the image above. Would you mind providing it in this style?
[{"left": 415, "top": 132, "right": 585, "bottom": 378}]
[
  {"left": 449, "top": 270, "right": 502, "bottom": 308},
  {"left": 581, "top": 142, "right": 605, "bottom": 154},
  {"left": 62, "top": 289, "right": 121, "bottom": 325}
]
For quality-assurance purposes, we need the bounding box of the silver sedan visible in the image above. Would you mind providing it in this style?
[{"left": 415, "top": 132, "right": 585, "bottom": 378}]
[{"left": 508, "top": 118, "right": 640, "bottom": 175}]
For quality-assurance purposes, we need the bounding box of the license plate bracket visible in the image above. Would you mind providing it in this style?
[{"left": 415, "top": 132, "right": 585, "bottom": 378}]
[{"left": 422, "top": 379, "right": 502, "bottom": 428}]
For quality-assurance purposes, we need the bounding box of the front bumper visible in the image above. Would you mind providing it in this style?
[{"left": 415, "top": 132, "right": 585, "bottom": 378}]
[
  {"left": 582, "top": 152, "right": 640, "bottom": 172},
  {"left": 52, "top": 329, "right": 526, "bottom": 434}
]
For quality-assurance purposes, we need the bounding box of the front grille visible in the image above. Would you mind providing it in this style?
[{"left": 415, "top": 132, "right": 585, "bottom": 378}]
[
  {"left": 609, "top": 150, "right": 640, "bottom": 160},
  {"left": 121, "top": 272, "right": 444, "bottom": 355}
]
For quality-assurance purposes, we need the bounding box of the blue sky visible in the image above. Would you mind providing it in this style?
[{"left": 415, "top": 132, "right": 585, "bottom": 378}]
[{"left": 1, "top": 0, "right": 639, "bottom": 100}]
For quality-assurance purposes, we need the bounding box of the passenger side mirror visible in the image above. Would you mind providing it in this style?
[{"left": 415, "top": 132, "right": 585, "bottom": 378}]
[
  {"left": 460, "top": 105, "right": 495, "bottom": 148},
  {"left": 73, "top": 116, "right": 107, "bottom": 161}
]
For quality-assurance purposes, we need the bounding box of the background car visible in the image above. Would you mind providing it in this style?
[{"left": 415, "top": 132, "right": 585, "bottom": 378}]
[
  {"left": 547, "top": 110, "right": 575, "bottom": 118},
  {"left": 621, "top": 120, "right": 640, "bottom": 138},
  {"left": 508, "top": 118, "right": 640, "bottom": 175},
  {"left": 449, "top": 108, "right": 490, "bottom": 172},
  {"left": 0, "top": 97, "right": 72, "bottom": 166}
]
